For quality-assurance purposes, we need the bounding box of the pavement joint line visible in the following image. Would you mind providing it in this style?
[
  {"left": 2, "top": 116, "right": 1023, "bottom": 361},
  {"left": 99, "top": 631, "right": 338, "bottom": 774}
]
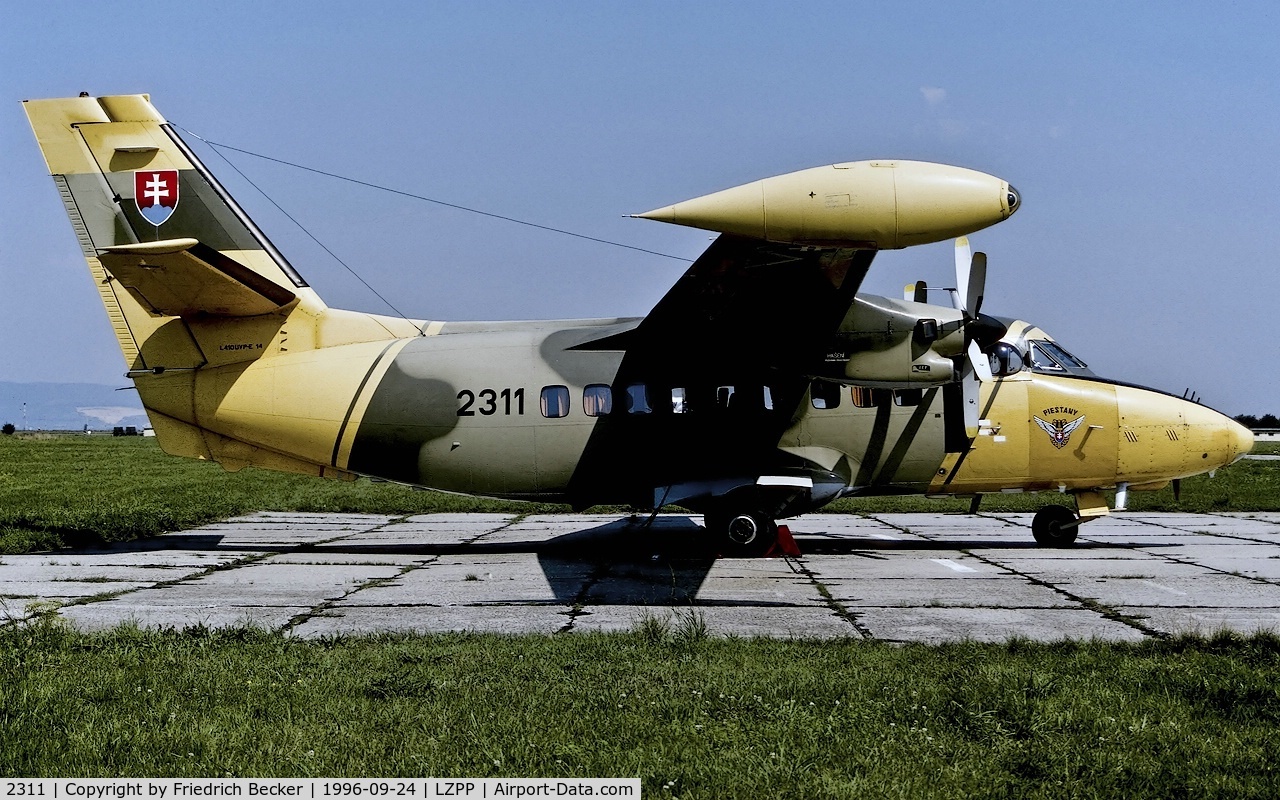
[
  {"left": 281, "top": 513, "right": 527, "bottom": 634},
  {"left": 1206, "top": 511, "right": 1280, "bottom": 527},
  {"left": 1116, "top": 515, "right": 1280, "bottom": 546},
  {"left": 865, "top": 515, "right": 914, "bottom": 536},
  {"left": 5, "top": 513, "right": 402, "bottom": 631},
  {"left": 556, "top": 562, "right": 614, "bottom": 634},
  {"left": 787, "top": 555, "right": 873, "bottom": 639},
  {"left": 1081, "top": 533, "right": 1280, "bottom": 591},
  {"left": 0, "top": 549, "right": 281, "bottom": 631},
  {"left": 960, "top": 548, "right": 1166, "bottom": 639}
]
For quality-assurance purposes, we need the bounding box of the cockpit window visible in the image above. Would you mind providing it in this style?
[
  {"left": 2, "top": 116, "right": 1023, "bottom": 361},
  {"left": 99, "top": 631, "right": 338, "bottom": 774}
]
[
  {"left": 1029, "top": 340, "right": 1089, "bottom": 374},
  {"left": 1038, "top": 340, "right": 1087, "bottom": 369}
]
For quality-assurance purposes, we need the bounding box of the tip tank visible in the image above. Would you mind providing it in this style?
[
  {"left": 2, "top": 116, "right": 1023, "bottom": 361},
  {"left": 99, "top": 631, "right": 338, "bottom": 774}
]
[{"left": 635, "top": 160, "right": 1019, "bottom": 249}]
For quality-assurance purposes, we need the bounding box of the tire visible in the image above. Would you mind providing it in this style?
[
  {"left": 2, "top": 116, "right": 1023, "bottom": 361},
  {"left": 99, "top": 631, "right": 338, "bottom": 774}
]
[
  {"left": 705, "top": 509, "right": 778, "bottom": 556},
  {"left": 1032, "top": 505, "right": 1079, "bottom": 547}
]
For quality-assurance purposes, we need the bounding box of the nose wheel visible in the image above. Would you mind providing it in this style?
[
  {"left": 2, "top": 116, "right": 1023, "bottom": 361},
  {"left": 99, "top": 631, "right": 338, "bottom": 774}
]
[{"left": 1032, "top": 505, "right": 1079, "bottom": 547}]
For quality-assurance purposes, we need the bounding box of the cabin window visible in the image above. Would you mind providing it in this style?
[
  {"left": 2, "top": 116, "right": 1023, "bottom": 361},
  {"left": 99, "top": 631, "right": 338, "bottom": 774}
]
[
  {"left": 762, "top": 386, "right": 774, "bottom": 411},
  {"left": 894, "top": 388, "right": 923, "bottom": 407},
  {"left": 850, "top": 386, "right": 875, "bottom": 408},
  {"left": 811, "top": 380, "right": 842, "bottom": 409},
  {"left": 715, "top": 385, "right": 736, "bottom": 409},
  {"left": 671, "top": 387, "right": 687, "bottom": 414},
  {"left": 540, "top": 385, "right": 570, "bottom": 418},
  {"left": 583, "top": 384, "right": 612, "bottom": 416},
  {"left": 625, "top": 384, "right": 651, "bottom": 414}
]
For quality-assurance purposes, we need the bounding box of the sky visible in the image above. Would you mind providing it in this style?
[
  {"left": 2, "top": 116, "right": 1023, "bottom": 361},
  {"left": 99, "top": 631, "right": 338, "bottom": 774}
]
[{"left": 2, "top": 1, "right": 1277, "bottom": 415}]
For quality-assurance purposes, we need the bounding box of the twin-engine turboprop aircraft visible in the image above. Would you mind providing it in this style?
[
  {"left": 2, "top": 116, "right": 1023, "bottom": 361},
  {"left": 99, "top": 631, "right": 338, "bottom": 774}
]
[{"left": 24, "top": 93, "right": 1253, "bottom": 554}]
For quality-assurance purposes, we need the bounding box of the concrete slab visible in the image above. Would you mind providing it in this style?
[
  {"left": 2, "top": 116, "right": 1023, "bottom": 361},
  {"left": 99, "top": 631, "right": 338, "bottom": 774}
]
[
  {"left": 828, "top": 578, "right": 1068, "bottom": 609},
  {"left": 857, "top": 607, "right": 1147, "bottom": 644},
  {"left": 59, "top": 602, "right": 310, "bottom": 631},
  {"left": 1118, "top": 606, "right": 1280, "bottom": 636},
  {"left": 0, "top": 580, "right": 152, "bottom": 599},
  {"left": 1001, "top": 558, "right": 1213, "bottom": 581},
  {"left": 9, "top": 511, "right": 1280, "bottom": 643},
  {"left": 342, "top": 556, "right": 571, "bottom": 606},
  {"left": 290, "top": 605, "right": 569, "bottom": 637},
  {"left": 806, "top": 553, "right": 998, "bottom": 579},
  {"left": 568, "top": 605, "right": 859, "bottom": 638},
  {"left": 1052, "top": 574, "right": 1280, "bottom": 608}
]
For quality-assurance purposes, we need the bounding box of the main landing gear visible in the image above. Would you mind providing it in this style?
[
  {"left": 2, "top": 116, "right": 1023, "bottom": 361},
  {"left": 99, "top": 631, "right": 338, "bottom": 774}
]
[{"left": 704, "top": 509, "right": 779, "bottom": 556}]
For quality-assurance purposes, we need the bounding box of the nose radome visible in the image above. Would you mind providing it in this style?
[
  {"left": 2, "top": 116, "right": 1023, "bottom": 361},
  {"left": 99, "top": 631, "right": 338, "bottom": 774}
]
[{"left": 1229, "top": 419, "right": 1255, "bottom": 463}]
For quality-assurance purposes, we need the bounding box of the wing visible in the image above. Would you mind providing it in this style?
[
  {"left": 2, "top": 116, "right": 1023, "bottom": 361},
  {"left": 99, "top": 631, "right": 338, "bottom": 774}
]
[
  {"left": 566, "top": 235, "right": 875, "bottom": 508},
  {"left": 609, "top": 234, "right": 875, "bottom": 381}
]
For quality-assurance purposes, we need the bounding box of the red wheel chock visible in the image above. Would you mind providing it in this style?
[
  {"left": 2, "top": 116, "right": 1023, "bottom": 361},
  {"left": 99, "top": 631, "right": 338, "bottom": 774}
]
[{"left": 764, "top": 524, "right": 802, "bottom": 557}]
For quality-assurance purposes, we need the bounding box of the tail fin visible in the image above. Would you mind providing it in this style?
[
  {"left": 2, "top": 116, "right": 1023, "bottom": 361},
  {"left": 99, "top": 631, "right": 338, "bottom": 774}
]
[
  {"left": 25, "top": 93, "right": 424, "bottom": 479},
  {"left": 22, "top": 93, "right": 318, "bottom": 372}
]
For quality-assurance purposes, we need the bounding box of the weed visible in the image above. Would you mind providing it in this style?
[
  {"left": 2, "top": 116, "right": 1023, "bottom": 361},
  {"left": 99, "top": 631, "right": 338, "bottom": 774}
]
[{"left": 633, "top": 612, "right": 671, "bottom": 645}]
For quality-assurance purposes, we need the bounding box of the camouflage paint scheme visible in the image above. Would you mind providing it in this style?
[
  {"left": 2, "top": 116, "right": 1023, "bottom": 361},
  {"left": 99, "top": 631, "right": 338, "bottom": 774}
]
[{"left": 23, "top": 94, "right": 1252, "bottom": 548}]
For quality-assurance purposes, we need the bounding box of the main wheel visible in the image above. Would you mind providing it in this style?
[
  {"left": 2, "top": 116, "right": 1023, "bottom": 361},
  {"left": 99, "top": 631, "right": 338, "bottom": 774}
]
[
  {"left": 1032, "top": 505, "right": 1079, "bottom": 547},
  {"left": 705, "top": 510, "right": 778, "bottom": 556}
]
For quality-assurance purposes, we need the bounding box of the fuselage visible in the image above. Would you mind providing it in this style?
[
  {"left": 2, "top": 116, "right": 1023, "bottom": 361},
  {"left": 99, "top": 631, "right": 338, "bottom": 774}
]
[{"left": 183, "top": 296, "right": 1248, "bottom": 515}]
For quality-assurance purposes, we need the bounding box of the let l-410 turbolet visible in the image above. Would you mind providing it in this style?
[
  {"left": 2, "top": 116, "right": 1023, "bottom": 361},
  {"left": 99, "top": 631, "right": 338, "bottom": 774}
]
[{"left": 23, "top": 93, "right": 1252, "bottom": 554}]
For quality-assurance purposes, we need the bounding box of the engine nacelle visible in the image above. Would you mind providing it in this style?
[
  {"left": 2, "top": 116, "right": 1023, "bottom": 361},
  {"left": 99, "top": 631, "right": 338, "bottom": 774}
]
[{"left": 811, "top": 294, "right": 965, "bottom": 387}]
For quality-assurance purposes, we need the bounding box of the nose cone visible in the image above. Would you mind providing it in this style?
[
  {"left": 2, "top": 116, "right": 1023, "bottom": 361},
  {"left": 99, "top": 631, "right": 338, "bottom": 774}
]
[
  {"left": 1228, "top": 419, "right": 1255, "bottom": 464},
  {"left": 1005, "top": 184, "right": 1021, "bottom": 217},
  {"left": 1117, "top": 385, "right": 1256, "bottom": 481}
]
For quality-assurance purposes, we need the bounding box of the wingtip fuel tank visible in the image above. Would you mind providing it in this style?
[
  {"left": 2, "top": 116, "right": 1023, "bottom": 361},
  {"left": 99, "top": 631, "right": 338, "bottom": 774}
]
[{"left": 634, "top": 160, "right": 1019, "bottom": 249}]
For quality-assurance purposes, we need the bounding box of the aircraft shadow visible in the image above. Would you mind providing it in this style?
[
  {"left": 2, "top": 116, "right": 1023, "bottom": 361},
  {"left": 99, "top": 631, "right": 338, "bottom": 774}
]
[{"left": 51, "top": 517, "right": 1180, "bottom": 607}]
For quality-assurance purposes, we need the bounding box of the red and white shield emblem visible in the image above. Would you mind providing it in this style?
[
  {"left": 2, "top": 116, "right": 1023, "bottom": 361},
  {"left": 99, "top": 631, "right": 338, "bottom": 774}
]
[{"left": 134, "top": 170, "right": 179, "bottom": 226}]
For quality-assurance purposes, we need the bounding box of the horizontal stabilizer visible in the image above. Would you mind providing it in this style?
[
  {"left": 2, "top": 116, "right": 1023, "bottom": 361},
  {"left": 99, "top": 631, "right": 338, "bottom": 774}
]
[{"left": 98, "top": 238, "right": 297, "bottom": 318}]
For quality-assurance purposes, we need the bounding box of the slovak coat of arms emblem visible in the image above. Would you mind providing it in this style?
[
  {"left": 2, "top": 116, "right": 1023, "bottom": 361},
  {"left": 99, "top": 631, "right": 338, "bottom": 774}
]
[
  {"left": 1034, "top": 415, "right": 1086, "bottom": 449},
  {"left": 134, "top": 170, "right": 179, "bottom": 226}
]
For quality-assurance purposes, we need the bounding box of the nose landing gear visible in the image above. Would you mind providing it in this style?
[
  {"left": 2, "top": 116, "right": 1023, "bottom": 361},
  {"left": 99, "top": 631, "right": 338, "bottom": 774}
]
[
  {"left": 1031, "top": 505, "right": 1079, "bottom": 547},
  {"left": 1032, "top": 490, "right": 1111, "bottom": 547}
]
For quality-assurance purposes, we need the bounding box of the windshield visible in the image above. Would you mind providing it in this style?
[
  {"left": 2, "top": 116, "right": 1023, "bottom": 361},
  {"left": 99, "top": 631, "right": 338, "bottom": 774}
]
[{"left": 1028, "top": 340, "right": 1091, "bottom": 375}]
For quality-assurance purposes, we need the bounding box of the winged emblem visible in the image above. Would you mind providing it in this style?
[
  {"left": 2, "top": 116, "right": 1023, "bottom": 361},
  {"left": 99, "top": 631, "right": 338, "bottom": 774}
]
[{"left": 1034, "top": 415, "right": 1085, "bottom": 449}]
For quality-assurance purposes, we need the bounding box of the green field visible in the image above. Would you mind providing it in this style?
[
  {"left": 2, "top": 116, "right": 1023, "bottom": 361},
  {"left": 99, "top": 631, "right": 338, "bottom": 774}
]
[
  {"left": 3, "top": 436, "right": 1280, "bottom": 791},
  {"left": 1, "top": 434, "right": 1276, "bottom": 554},
  {"left": 2, "top": 619, "right": 1280, "bottom": 796}
]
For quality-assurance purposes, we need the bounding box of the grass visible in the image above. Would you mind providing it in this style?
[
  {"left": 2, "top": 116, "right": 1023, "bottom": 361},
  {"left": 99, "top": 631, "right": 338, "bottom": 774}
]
[
  {"left": 0, "top": 436, "right": 572, "bottom": 553},
  {"left": 2, "top": 434, "right": 1276, "bottom": 553},
  {"left": 2, "top": 619, "right": 1279, "bottom": 796}
]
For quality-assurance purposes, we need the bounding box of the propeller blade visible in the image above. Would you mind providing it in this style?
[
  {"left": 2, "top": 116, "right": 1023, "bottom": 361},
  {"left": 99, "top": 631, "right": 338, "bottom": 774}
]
[
  {"left": 954, "top": 236, "right": 972, "bottom": 293},
  {"left": 967, "top": 252, "right": 987, "bottom": 318},
  {"left": 904, "top": 282, "right": 916, "bottom": 302},
  {"left": 961, "top": 365, "right": 981, "bottom": 439},
  {"left": 911, "top": 280, "right": 931, "bottom": 305},
  {"left": 968, "top": 339, "right": 993, "bottom": 382}
]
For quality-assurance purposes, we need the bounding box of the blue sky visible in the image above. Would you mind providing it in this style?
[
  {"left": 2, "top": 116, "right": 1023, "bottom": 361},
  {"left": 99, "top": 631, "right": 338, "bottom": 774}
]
[{"left": 2, "top": 1, "right": 1277, "bottom": 414}]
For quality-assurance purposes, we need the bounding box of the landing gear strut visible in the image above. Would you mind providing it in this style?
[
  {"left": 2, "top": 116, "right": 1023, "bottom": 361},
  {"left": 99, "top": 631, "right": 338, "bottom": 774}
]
[{"left": 1032, "top": 505, "right": 1079, "bottom": 547}]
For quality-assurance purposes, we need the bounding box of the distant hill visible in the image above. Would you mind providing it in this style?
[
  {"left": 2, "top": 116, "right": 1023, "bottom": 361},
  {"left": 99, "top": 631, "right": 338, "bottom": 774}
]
[{"left": 0, "top": 381, "right": 148, "bottom": 431}]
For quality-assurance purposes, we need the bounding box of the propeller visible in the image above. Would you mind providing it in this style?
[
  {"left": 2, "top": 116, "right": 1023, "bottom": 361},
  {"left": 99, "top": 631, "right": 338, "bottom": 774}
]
[{"left": 954, "top": 237, "right": 997, "bottom": 438}]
